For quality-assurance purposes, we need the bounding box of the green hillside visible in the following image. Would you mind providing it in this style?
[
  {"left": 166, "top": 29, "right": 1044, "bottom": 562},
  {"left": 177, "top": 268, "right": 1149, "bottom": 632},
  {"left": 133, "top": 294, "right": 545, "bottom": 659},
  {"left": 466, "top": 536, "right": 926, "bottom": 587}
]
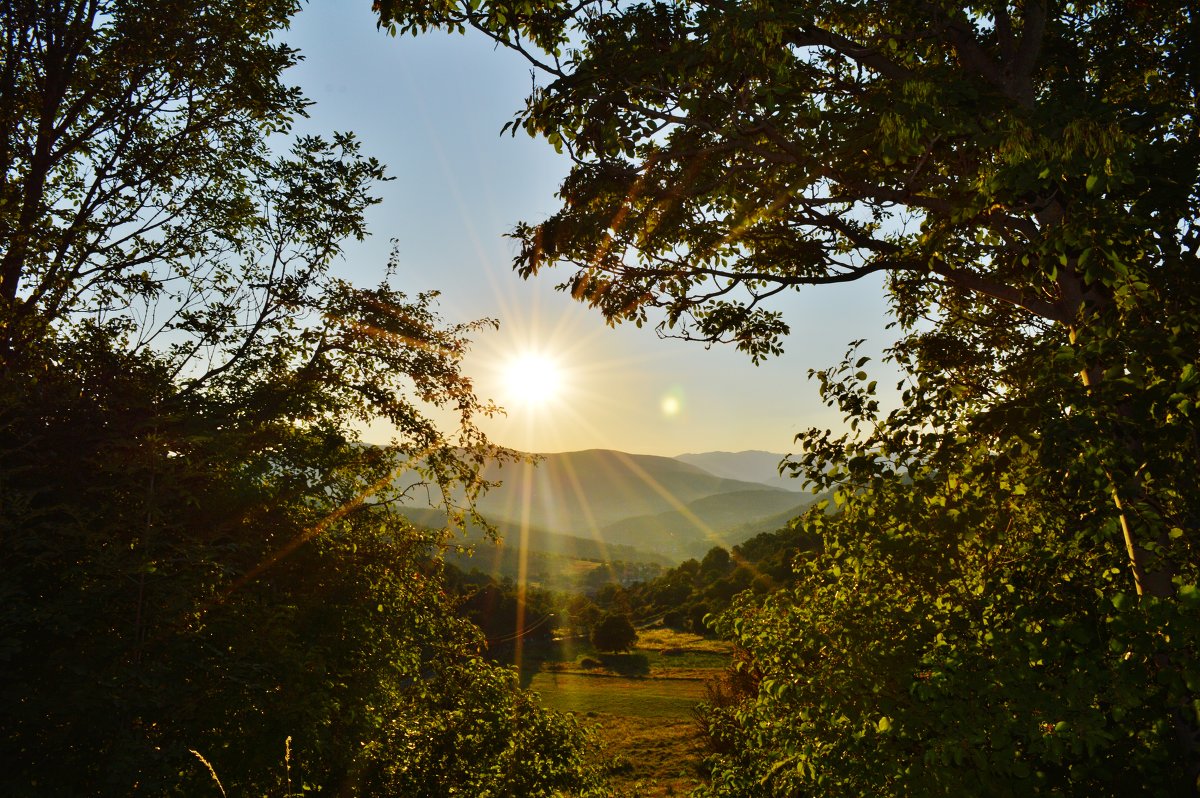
[
  {"left": 599, "top": 489, "right": 817, "bottom": 561},
  {"left": 399, "top": 507, "right": 673, "bottom": 566},
  {"left": 398, "top": 449, "right": 820, "bottom": 565}
]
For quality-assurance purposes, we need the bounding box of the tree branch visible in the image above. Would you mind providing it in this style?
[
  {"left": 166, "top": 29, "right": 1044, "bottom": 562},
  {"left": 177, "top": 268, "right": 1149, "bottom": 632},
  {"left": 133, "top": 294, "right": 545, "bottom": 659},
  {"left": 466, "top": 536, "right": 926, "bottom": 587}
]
[
  {"left": 786, "top": 26, "right": 913, "bottom": 82},
  {"left": 932, "top": 262, "right": 1067, "bottom": 323}
]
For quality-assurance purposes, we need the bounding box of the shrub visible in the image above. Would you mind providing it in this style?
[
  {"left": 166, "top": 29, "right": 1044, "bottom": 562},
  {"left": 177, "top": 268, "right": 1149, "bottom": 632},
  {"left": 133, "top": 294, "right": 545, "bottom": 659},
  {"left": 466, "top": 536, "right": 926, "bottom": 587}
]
[{"left": 591, "top": 613, "right": 638, "bottom": 653}]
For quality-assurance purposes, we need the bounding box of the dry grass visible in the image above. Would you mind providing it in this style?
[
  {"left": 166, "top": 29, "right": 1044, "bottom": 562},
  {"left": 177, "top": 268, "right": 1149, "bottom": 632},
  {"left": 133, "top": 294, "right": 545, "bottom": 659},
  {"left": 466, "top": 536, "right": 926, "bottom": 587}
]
[
  {"left": 635, "top": 629, "right": 734, "bottom": 655},
  {"left": 527, "top": 629, "right": 729, "bottom": 796},
  {"left": 188, "top": 749, "right": 228, "bottom": 798},
  {"left": 592, "top": 714, "right": 707, "bottom": 797}
]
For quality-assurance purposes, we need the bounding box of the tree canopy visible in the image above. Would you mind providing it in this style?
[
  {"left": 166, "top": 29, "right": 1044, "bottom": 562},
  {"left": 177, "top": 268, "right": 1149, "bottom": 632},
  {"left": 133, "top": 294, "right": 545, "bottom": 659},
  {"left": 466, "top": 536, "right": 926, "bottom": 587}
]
[
  {"left": 376, "top": 0, "right": 1200, "bottom": 791},
  {"left": 591, "top": 612, "right": 639, "bottom": 652},
  {"left": 0, "top": 2, "right": 607, "bottom": 794},
  {"left": 376, "top": 0, "right": 1200, "bottom": 602},
  {"left": 376, "top": 0, "right": 1198, "bottom": 355}
]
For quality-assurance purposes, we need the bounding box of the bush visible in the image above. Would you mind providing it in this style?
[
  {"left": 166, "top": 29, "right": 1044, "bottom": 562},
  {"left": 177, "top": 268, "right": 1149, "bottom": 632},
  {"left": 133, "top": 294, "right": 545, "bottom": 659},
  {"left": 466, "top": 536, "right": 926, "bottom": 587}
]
[
  {"left": 661, "top": 609, "right": 686, "bottom": 630},
  {"left": 590, "top": 613, "right": 638, "bottom": 652}
]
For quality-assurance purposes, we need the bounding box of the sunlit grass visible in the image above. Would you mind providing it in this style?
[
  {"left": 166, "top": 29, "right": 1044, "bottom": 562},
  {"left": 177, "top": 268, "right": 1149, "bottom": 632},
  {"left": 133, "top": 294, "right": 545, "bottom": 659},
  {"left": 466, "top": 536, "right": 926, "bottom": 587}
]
[
  {"left": 596, "top": 715, "right": 706, "bottom": 798},
  {"left": 529, "top": 671, "right": 705, "bottom": 718},
  {"left": 523, "top": 630, "right": 728, "bottom": 795},
  {"left": 636, "top": 628, "right": 733, "bottom": 655}
]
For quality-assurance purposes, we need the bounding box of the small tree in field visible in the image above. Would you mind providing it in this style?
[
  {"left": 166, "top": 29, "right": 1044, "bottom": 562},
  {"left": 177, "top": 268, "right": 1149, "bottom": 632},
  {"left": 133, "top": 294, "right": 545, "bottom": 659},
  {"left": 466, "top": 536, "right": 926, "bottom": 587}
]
[{"left": 591, "top": 612, "right": 637, "bottom": 653}]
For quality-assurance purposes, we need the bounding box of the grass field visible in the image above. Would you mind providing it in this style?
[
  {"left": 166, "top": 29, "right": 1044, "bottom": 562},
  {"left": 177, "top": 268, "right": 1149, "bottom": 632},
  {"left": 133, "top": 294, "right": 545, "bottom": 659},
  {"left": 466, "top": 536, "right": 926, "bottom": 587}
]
[
  {"left": 528, "top": 671, "right": 707, "bottom": 718},
  {"left": 522, "top": 629, "right": 732, "bottom": 796}
]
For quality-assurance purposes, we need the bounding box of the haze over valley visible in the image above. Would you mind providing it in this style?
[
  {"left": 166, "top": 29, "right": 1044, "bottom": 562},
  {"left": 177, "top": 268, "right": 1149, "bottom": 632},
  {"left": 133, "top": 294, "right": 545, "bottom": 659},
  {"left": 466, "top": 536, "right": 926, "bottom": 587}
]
[{"left": 402, "top": 449, "right": 820, "bottom": 584}]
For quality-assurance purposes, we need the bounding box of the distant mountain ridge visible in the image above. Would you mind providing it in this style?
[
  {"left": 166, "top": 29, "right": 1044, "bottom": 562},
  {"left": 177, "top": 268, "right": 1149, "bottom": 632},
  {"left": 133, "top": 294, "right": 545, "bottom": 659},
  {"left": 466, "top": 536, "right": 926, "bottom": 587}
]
[
  {"left": 397, "top": 447, "right": 818, "bottom": 570},
  {"left": 473, "top": 449, "right": 785, "bottom": 533},
  {"left": 454, "top": 448, "right": 816, "bottom": 563},
  {"left": 674, "top": 450, "right": 803, "bottom": 492}
]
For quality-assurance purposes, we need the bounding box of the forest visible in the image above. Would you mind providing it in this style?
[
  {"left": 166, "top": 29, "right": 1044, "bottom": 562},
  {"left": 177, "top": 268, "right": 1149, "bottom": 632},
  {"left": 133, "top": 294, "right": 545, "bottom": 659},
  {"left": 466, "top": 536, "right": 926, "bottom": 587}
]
[{"left": 2, "top": 1, "right": 1198, "bottom": 796}]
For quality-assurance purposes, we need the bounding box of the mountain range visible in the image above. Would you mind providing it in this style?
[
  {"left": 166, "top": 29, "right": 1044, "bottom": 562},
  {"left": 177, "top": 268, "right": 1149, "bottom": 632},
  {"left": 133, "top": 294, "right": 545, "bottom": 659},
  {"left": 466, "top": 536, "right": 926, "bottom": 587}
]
[
  {"left": 412, "top": 449, "right": 818, "bottom": 566},
  {"left": 674, "top": 449, "right": 804, "bottom": 492}
]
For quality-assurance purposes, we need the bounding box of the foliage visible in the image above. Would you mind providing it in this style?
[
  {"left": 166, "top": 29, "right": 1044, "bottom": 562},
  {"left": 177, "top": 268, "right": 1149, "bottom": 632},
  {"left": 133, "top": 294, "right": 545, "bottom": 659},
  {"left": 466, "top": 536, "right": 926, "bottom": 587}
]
[
  {"left": 360, "top": 657, "right": 611, "bottom": 797},
  {"left": 620, "top": 531, "right": 816, "bottom": 636},
  {"left": 4, "top": 0, "right": 301, "bottom": 349},
  {"left": 591, "top": 612, "right": 638, "bottom": 653},
  {"left": 375, "top": 0, "right": 1200, "bottom": 790},
  {"left": 691, "top": 313, "right": 1200, "bottom": 794},
  {"left": 701, "top": 413, "right": 1200, "bottom": 795},
  {"left": 375, "top": 0, "right": 1198, "bottom": 579},
  {"left": 445, "top": 565, "right": 565, "bottom": 651},
  {"left": 0, "top": 2, "right": 604, "bottom": 794}
]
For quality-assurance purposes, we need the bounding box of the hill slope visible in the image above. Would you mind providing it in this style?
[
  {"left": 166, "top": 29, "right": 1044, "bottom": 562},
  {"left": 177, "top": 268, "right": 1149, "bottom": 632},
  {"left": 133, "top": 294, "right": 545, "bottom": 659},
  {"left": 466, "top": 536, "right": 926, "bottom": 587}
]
[
  {"left": 473, "top": 449, "right": 786, "bottom": 537},
  {"left": 600, "top": 489, "right": 817, "bottom": 561},
  {"left": 400, "top": 506, "right": 673, "bottom": 566},
  {"left": 399, "top": 448, "right": 818, "bottom": 566}
]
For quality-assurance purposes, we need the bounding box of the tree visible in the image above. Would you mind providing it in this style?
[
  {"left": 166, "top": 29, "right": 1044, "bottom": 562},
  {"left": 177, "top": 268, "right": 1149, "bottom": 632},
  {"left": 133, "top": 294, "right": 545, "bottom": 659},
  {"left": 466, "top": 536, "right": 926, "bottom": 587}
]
[
  {"left": 375, "top": 0, "right": 1200, "bottom": 787},
  {"left": 697, "top": 383, "right": 1200, "bottom": 794},
  {"left": 376, "top": 0, "right": 1197, "bottom": 592},
  {"left": 591, "top": 612, "right": 638, "bottom": 653},
  {"left": 0, "top": 2, "right": 605, "bottom": 794},
  {"left": 3, "top": 0, "right": 298, "bottom": 355},
  {"left": 700, "top": 546, "right": 733, "bottom": 577}
]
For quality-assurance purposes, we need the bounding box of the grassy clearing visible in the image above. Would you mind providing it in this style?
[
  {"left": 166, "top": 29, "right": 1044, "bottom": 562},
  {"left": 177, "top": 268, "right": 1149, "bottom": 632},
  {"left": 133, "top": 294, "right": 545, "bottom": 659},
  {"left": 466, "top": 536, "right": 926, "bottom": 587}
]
[
  {"left": 528, "top": 671, "right": 706, "bottom": 718},
  {"left": 524, "top": 629, "right": 727, "bottom": 796},
  {"left": 635, "top": 628, "right": 733, "bottom": 654},
  {"left": 594, "top": 715, "right": 707, "bottom": 797}
]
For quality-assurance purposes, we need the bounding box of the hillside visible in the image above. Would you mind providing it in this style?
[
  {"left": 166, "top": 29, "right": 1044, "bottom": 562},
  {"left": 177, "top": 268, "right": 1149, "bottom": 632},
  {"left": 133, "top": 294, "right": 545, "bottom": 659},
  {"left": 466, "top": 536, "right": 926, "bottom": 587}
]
[
  {"left": 399, "top": 507, "right": 672, "bottom": 591},
  {"left": 599, "top": 489, "right": 817, "bottom": 561},
  {"left": 473, "top": 449, "right": 786, "bottom": 537},
  {"left": 397, "top": 448, "right": 820, "bottom": 566}
]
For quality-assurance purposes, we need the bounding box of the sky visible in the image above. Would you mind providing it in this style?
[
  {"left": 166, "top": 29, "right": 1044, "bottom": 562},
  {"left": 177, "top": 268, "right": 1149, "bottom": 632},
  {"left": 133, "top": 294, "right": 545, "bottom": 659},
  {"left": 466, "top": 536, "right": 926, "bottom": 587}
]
[{"left": 282, "top": 3, "right": 899, "bottom": 457}]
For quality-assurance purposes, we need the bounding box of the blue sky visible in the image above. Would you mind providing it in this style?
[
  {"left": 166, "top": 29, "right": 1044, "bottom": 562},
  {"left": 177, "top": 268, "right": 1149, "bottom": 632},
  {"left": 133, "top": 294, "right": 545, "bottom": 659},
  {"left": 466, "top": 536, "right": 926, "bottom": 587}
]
[{"left": 283, "top": 2, "right": 898, "bottom": 456}]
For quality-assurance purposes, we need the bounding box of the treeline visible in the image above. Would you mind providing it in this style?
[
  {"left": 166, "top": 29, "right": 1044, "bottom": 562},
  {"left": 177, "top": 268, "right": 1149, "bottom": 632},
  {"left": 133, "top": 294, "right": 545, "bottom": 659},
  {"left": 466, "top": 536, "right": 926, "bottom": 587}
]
[
  {"left": 608, "top": 524, "right": 819, "bottom": 634},
  {"left": 447, "top": 544, "right": 664, "bottom": 593},
  {"left": 441, "top": 522, "right": 818, "bottom": 652},
  {"left": 445, "top": 563, "right": 594, "bottom": 648}
]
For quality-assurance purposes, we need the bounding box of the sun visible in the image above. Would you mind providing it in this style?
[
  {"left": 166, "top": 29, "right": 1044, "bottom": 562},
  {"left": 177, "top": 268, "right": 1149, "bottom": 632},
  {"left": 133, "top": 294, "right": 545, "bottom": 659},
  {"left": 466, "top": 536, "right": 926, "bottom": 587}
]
[{"left": 501, "top": 352, "right": 564, "bottom": 407}]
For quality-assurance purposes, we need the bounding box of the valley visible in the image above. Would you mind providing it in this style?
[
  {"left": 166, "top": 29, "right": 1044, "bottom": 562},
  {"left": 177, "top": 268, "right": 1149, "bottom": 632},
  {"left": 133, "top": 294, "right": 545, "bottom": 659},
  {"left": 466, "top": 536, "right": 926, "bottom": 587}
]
[{"left": 404, "top": 448, "right": 817, "bottom": 585}]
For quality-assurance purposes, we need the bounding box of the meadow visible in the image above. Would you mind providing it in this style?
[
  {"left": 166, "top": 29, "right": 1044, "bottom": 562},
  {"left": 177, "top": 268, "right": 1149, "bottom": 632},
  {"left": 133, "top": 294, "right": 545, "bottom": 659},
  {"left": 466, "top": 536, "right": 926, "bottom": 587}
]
[{"left": 523, "top": 630, "right": 732, "bottom": 797}]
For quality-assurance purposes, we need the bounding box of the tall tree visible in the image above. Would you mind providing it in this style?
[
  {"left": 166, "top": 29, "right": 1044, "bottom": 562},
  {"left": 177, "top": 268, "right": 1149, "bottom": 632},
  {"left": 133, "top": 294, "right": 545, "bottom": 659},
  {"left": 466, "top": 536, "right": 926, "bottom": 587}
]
[
  {"left": 374, "top": 0, "right": 1197, "bottom": 594},
  {"left": 375, "top": 0, "right": 1200, "bottom": 788},
  {"left": 2, "top": 0, "right": 297, "bottom": 353},
  {"left": 0, "top": 2, "right": 607, "bottom": 794}
]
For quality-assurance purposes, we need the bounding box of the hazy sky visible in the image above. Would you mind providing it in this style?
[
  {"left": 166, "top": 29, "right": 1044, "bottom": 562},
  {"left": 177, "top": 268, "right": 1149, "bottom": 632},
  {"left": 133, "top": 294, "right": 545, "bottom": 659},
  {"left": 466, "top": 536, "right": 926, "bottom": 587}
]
[{"left": 283, "top": 3, "right": 898, "bottom": 457}]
